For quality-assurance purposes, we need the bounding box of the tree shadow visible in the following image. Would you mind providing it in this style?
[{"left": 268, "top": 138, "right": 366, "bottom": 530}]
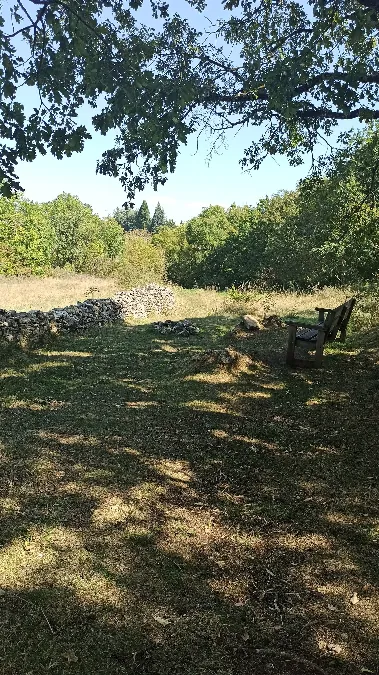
[{"left": 0, "top": 318, "right": 378, "bottom": 674}]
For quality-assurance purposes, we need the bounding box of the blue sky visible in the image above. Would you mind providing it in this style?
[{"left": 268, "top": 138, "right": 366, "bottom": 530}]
[{"left": 13, "top": 0, "right": 360, "bottom": 222}]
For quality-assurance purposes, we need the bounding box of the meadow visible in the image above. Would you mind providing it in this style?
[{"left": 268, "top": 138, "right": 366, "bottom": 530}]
[{"left": 0, "top": 276, "right": 378, "bottom": 675}]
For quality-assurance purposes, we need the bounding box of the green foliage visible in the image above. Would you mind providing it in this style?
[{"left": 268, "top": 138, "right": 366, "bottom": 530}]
[
  {"left": 1, "top": 127, "right": 379, "bottom": 291},
  {"left": 0, "top": 193, "right": 125, "bottom": 278},
  {"left": 113, "top": 207, "right": 138, "bottom": 232},
  {"left": 135, "top": 200, "right": 151, "bottom": 231},
  {"left": 156, "top": 127, "right": 379, "bottom": 290},
  {"left": 150, "top": 202, "right": 167, "bottom": 232},
  {"left": 115, "top": 232, "right": 166, "bottom": 287},
  {"left": 1, "top": 0, "right": 379, "bottom": 200},
  {"left": 0, "top": 195, "right": 55, "bottom": 275},
  {"left": 0, "top": 192, "right": 169, "bottom": 287},
  {"left": 165, "top": 219, "right": 177, "bottom": 229},
  {"left": 152, "top": 224, "right": 189, "bottom": 284},
  {"left": 350, "top": 282, "right": 379, "bottom": 331},
  {"left": 43, "top": 193, "right": 124, "bottom": 273}
]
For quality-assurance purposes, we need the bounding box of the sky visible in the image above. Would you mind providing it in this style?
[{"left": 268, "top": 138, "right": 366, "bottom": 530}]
[{"left": 13, "top": 0, "right": 360, "bottom": 222}]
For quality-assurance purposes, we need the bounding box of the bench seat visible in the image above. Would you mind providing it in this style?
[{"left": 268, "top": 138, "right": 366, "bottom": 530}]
[{"left": 295, "top": 327, "right": 319, "bottom": 342}]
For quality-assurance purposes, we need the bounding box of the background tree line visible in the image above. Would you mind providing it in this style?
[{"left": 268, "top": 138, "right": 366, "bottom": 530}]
[
  {"left": 154, "top": 127, "right": 379, "bottom": 290},
  {"left": 1, "top": 127, "right": 379, "bottom": 291},
  {"left": 0, "top": 193, "right": 166, "bottom": 287}
]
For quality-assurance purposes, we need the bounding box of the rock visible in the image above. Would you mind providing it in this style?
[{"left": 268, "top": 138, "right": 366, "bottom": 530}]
[
  {"left": 153, "top": 319, "right": 199, "bottom": 336},
  {"left": 114, "top": 284, "right": 175, "bottom": 319},
  {"left": 242, "top": 314, "right": 262, "bottom": 331}
]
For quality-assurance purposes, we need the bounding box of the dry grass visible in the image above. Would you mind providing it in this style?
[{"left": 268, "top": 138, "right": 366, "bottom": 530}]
[
  {"left": 0, "top": 273, "right": 121, "bottom": 311},
  {"left": 0, "top": 274, "right": 351, "bottom": 320},
  {"left": 158, "top": 286, "right": 350, "bottom": 323},
  {"left": 0, "top": 279, "right": 378, "bottom": 675}
]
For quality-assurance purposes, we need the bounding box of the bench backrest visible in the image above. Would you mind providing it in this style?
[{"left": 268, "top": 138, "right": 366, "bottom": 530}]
[{"left": 324, "top": 298, "right": 356, "bottom": 341}]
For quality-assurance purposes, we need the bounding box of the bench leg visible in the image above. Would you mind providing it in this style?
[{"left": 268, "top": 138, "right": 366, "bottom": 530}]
[
  {"left": 286, "top": 325, "right": 297, "bottom": 366},
  {"left": 314, "top": 331, "right": 325, "bottom": 368}
]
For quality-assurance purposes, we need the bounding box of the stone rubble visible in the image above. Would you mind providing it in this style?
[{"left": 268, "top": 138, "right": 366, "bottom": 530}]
[
  {"left": 194, "top": 347, "right": 252, "bottom": 371},
  {"left": 153, "top": 319, "right": 200, "bottom": 336},
  {"left": 0, "top": 284, "right": 175, "bottom": 347},
  {"left": 261, "top": 314, "right": 286, "bottom": 328}
]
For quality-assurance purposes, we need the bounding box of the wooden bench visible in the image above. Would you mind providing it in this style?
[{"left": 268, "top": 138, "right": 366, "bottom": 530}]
[{"left": 286, "top": 298, "right": 356, "bottom": 368}]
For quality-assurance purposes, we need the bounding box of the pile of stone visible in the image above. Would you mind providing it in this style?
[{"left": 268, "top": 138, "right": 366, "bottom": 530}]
[
  {"left": 231, "top": 313, "right": 285, "bottom": 336},
  {"left": 0, "top": 298, "right": 121, "bottom": 346},
  {"left": 114, "top": 284, "right": 175, "bottom": 318},
  {"left": 194, "top": 347, "right": 252, "bottom": 371},
  {"left": 51, "top": 298, "right": 121, "bottom": 331},
  {"left": 262, "top": 314, "right": 286, "bottom": 328},
  {"left": 153, "top": 319, "right": 200, "bottom": 336},
  {"left": 0, "top": 309, "right": 53, "bottom": 346},
  {"left": 0, "top": 284, "right": 176, "bottom": 347}
]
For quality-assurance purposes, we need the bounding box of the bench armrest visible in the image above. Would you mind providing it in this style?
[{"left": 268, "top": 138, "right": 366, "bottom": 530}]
[
  {"left": 285, "top": 321, "right": 327, "bottom": 332},
  {"left": 315, "top": 306, "right": 333, "bottom": 322}
]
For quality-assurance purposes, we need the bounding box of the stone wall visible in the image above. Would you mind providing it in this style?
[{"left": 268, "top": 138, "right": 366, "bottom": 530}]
[{"left": 0, "top": 284, "right": 175, "bottom": 347}]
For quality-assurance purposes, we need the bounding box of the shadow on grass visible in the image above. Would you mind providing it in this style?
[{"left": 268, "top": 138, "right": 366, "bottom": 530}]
[{"left": 0, "top": 317, "right": 378, "bottom": 675}]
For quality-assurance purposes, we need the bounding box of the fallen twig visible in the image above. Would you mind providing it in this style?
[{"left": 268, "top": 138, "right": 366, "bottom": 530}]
[{"left": 7, "top": 593, "right": 55, "bottom": 635}]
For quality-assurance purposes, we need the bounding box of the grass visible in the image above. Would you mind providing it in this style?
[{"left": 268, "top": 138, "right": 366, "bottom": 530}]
[
  {"left": 0, "top": 273, "right": 349, "bottom": 317},
  {"left": 0, "top": 273, "right": 121, "bottom": 312},
  {"left": 0, "top": 285, "right": 378, "bottom": 675}
]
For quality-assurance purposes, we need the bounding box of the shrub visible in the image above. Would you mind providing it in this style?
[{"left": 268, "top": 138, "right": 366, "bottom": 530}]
[
  {"left": 115, "top": 232, "right": 166, "bottom": 288},
  {"left": 0, "top": 196, "right": 55, "bottom": 275}
]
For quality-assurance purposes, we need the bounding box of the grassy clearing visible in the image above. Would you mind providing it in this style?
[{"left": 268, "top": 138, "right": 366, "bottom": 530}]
[
  {"left": 0, "top": 274, "right": 349, "bottom": 317},
  {"left": 0, "top": 287, "right": 378, "bottom": 675},
  {"left": 0, "top": 273, "right": 121, "bottom": 312}
]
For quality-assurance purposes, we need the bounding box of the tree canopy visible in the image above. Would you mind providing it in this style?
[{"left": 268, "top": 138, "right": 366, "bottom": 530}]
[
  {"left": 135, "top": 199, "right": 151, "bottom": 230},
  {"left": 153, "top": 125, "right": 379, "bottom": 289},
  {"left": 150, "top": 202, "right": 166, "bottom": 232},
  {"left": 113, "top": 206, "right": 138, "bottom": 232},
  {"left": 2, "top": 0, "right": 379, "bottom": 200}
]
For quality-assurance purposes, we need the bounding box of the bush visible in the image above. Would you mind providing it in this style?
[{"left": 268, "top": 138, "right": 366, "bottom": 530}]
[
  {"left": 115, "top": 232, "right": 166, "bottom": 288},
  {"left": 0, "top": 196, "right": 55, "bottom": 275},
  {"left": 350, "top": 282, "right": 379, "bottom": 331}
]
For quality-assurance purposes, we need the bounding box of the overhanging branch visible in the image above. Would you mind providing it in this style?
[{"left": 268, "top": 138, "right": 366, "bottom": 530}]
[{"left": 297, "top": 106, "right": 379, "bottom": 119}]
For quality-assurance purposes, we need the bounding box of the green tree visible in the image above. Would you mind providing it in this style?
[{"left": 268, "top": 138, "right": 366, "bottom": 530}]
[
  {"left": 44, "top": 193, "right": 97, "bottom": 269},
  {"left": 113, "top": 207, "right": 137, "bottom": 232},
  {"left": 0, "top": 195, "right": 55, "bottom": 275},
  {"left": 153, "top": 223, "right": 189, "bottom": 284},
  {"left": 175, "top": 205, "right": 235, "bottom": 287},
  {"left": 43, "top": 193, "right": 125, "bottom": 273},
  {"left": 150, "top": 202, "right": 166, "bottom": 232},
  {"left": 135, "top": 200, "right": 151, "bottom": 231},
  {"left": 1, "top": 1, "right": 379, "bottom": 200},
  {"left": 294, "top": 125, "right": 379, "bottom": 284}
]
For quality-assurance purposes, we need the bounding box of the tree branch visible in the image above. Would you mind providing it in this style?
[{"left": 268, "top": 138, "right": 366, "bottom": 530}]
[
  {"left": 297, "top": 106, "right": 379, "bottom": 119},
  {"left": 202, "top": 89, "right": 269, "bottom": 104},
  {"left": 195, "top": 55, "right": 244, "bottom": 82},
  {"left": 295, "top": 70, "right": 379, "bottom": 94},
  {"left": 5, "top": 24, "right": 35, "bottom": 38}
]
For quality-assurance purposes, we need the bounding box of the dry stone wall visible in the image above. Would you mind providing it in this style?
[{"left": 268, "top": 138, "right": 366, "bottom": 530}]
[{"left": 0, "top": 284, "right": 175, "bottom": 346}]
